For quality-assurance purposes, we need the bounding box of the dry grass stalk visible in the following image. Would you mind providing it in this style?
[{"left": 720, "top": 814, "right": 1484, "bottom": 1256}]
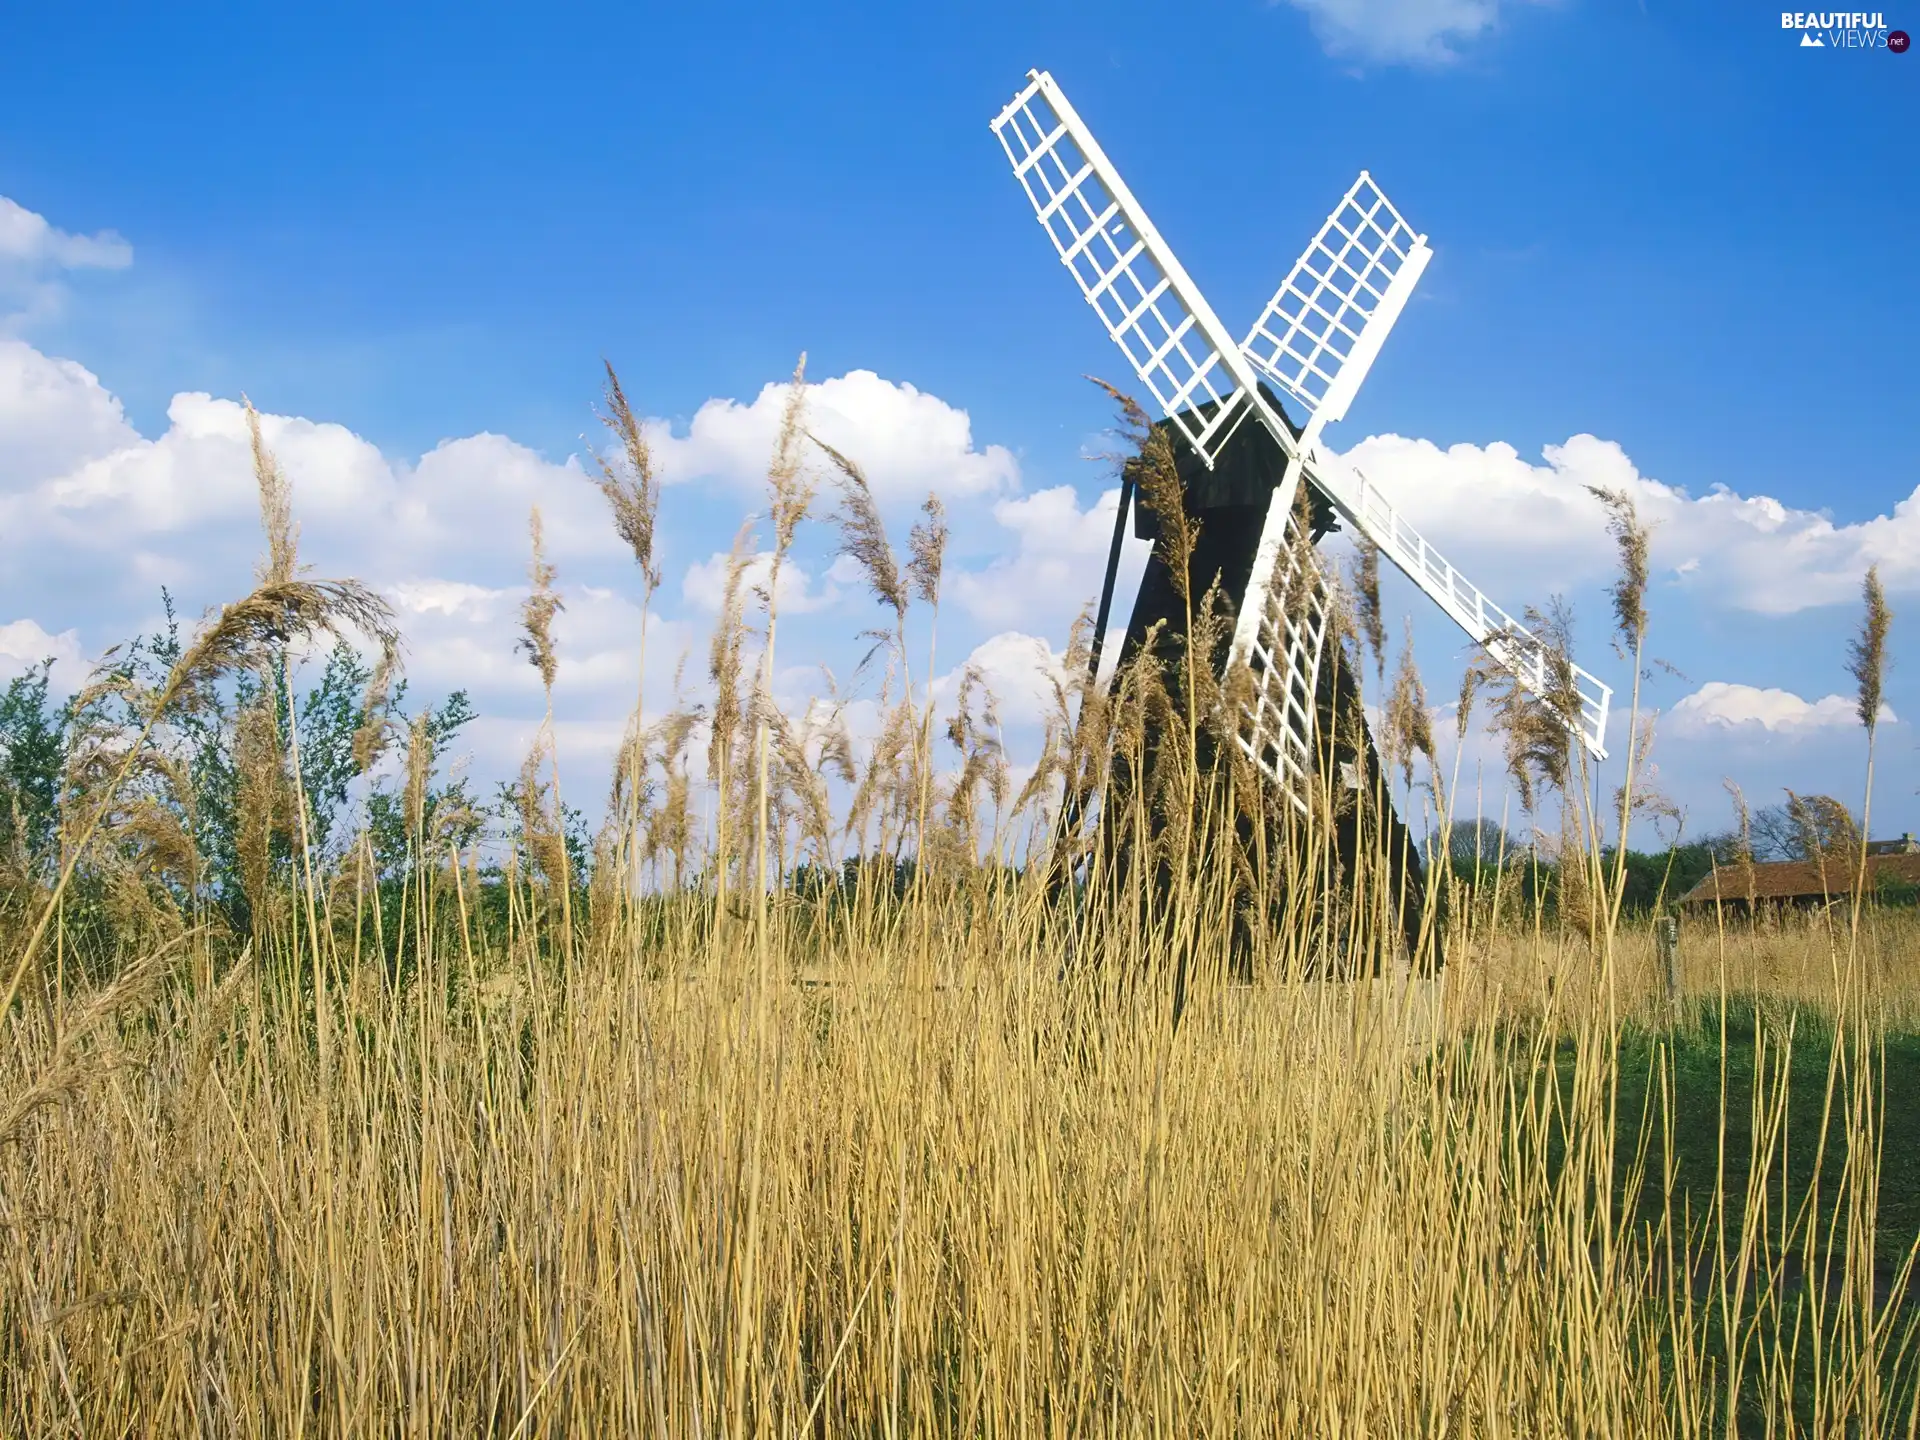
[
  {"left": 1587, "top": 484, "right": 1651, "bottom": 653},
  {"left": 516, "top": 747, "right": 569, "bottom": 900},
  {"left": 1383, "top": 621, "right": 1434, "bottom": 790},
  {"left": 245, "top": 399, "right": 299, "bottom": 588},
  {"left": 5, "top": 579, "right": 394, "bottom": 1028},
  {"left": 642, "top": 694, "right": 703, "bottom": 889},
  {"left": 233, "top": 681, "right": 288, "bottom": 940},
  {"left": 588, "top": 361, "right": 668, "bottom": 940},
  {"left": 704, "top": 527, "right": 756, "bottom": 920},
  {"left": 402, "top": 713, "right": 433, "bottom": 840},
  {"left": 1, "top": 936, "right": 183, "bottom": 1146},
  {"left": 351, "top": 641, "right": 401, "bottom": 774},
  {"left": 518, "top": 507, "right": 563, "bottom": 695},
  {"left": 515, "top": 507, "right": 572, "bottom": 947},
  {"left": 818, "top": 439, "right": 906, "bottom": 627},
  {"left": 1097, "top": 381, "right": 1192, "bottom": 605},
  {"left": 1846, "top": 566, "right": 1893, "bottom": 945},
  {"left": 907, "top": 495, "right": 947, "bottom": 610},
  {"left": 1849, "top": 564, "right": 1890, "bottom": 733},
  {"left": 1474, "top": 602, "right": 1579, "bottom": 816},
  {"left": 1352, "top": 536, "right": 1385, "bottom": 681},
  {"left": 766, "top": 353, "right": 813, "bottom": 561},
  {"left": 593, "top": 360, "right": 663, "bottom": 593},
  {"left": 7, "top": 356, "right": 1919, "bottom": 1438}
]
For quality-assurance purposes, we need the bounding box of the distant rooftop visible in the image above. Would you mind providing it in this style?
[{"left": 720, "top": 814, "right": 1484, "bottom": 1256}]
[
  {"left": 1679, "top": 847, "right": 1920, "bottom": 907},
  {"left": 1866, "top": 832, "right": 1920, "bottom": 857}
]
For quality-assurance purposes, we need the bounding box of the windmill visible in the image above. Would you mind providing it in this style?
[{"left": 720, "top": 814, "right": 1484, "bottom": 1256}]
[{"left": 990, "top": 69, "right": 1612, "bottom": 969}]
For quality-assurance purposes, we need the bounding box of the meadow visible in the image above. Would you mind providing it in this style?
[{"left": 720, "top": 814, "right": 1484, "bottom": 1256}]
[{"left": 1, "top": 368, "right": 1914, "bottom": 1436}]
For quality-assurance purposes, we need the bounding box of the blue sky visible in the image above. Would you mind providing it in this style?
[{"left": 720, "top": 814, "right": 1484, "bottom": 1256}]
[{"left": 2, "top": 0, "right": 1916, "bottom": 844}]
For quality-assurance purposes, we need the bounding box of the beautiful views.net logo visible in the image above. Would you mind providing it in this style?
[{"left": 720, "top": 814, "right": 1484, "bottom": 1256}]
[{"left": 1780, "top": 11, "right": 1909, "bottom": 48}]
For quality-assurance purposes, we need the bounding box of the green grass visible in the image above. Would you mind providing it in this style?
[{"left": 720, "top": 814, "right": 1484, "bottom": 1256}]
[
  {"left": 1545, "top": 1000, "right": 1920, "bottom": 1435},
  {"left": 1588, "top": 999, "right": 1920, "bottom": 1280}
]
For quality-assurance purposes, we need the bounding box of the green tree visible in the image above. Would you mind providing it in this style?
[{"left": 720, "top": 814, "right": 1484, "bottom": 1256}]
[{"left": 0, "top": 661, "right": 67, "bottom": 873}]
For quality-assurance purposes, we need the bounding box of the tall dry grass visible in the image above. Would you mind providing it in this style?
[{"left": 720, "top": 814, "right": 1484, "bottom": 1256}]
[{"left": 1, "top": 373, "right": 1916, "bottom": 1436}]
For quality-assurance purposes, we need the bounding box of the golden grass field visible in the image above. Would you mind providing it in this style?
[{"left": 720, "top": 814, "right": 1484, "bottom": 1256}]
[{"left": 2, "top": 373, "right": 1915, "bottom": 1436}]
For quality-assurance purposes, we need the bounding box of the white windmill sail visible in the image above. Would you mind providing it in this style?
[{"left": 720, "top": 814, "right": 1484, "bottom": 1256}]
[
  {"left": 1232, "top": 499, "right": 1336, "bottom": 800},
  {"left": 1306, "top": 457, "right": 1614, "bottom": 755},
  {"left": 1227, "top": 171, "right": 1438, "bottom": 792},
  {"left": 1234, "top": 174, "right": 1612, "bottom": 761},
  {"left": 989, "top": 70, "right": 1296, "bottom": 474},
  {"left": 1239, "top": 172, "right": 1432, "bottom": 454},
  {"left": 991, "top": 69, "right": 1337, "bottom": 806}
]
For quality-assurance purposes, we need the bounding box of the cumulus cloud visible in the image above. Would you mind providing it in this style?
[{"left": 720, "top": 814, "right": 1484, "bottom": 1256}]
[
  {"left": 0, "top": 388, "right": 623, "bottom": 604},
  {"left": 0, "top": 617, "right": 86, "bottom": 685},
  {"left": 0, "top": 340, "right": 139, "bottom": 486},
  {"left": 652, "top": 369, "right": 1018, "bottom": 506},
  {"left": 1279, "top": 0, "right": 1544, "bottom": 64},
  {"left": 388, "top": 578, "right": 691, "bottom": 703},
  {"left": 950, "top": 484, "right": 1150, "bottom": 640},
  {"left": 1337, "top": 432, "right": 1920, "bottom": 615},
  {"left": 681, "top": 551, "right": 838, "bottom": 616},
  {"left": 0, "top": 197, "right": 132, "bottom": 271},
  {"left": 3, "top": 250, "right": 1908, "bottom": 840},
  {"left": 938, "top": 631, "right": 1071, "bottom": 728},
  {"left": 0, "top": 194, "right": 132, "bottom": 332},
  {"left": 1666, "top": 681, "right": 1894, "bottom": 738}
]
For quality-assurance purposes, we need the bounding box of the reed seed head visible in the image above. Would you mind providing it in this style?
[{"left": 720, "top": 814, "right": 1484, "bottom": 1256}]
[
  {"left": 518, "top": 507, "right": 563, "bottom": 695},
  {"left": 245, "top": 398, "right": 299, "bottom": 588},
  {"left": 1352, "top": 536, "right": 1385, "bottom": 682},
  {"left": 768, "top": 354, "right": 814, "bottom": 558},
  {"left": 817, "top": 438, "right": 907, "bottom": 624},
  {"left": 1384, "top": 621, "right": 1433, "bottom": 790},
  {"left": 1587, "top": 484, "right": 1651, "bottom": 653},
  {"left": 1848, "top": 563, "right": 1891, "bottom": 733},
  {"left": 593, "top": 361, "right": 663, "bottom": 593},
  {"left": 351, "top": 641, "right": 401, "bottom": 775},
  {"left": 908, "top": 493, "right": 948, "bottom": 610}
]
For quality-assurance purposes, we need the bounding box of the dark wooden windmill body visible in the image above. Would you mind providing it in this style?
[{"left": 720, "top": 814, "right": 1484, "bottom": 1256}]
[{"left": 1098, "top": 397, "right": 1433, "bottom": 979}]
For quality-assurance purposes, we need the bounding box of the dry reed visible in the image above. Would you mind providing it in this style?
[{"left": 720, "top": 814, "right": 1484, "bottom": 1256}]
[{"left": 1, "top": 372, "right": 1914, "bottom": 1439}]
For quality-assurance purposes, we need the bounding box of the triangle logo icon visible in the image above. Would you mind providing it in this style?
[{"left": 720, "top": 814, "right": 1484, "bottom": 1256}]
[{"left": 1800, "top": 31, "right": 1825, "bottom": 45}]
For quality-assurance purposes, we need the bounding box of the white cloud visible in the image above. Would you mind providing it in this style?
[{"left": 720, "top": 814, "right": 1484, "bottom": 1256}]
[
  {"left": 0, "top": 617, "right": 86, "bottom": 684},
  {"left": 1280, "top": 0, "right": 1543, "bottom": 63},
  {"left": 3, "top": 286, "right": 1906, "bottom": 839},
  {"left": 652, "top": 369, "right": 1018, "bottom": 505},
  {"left": 0, "top": 387, "right": 618, "bottom": 600},
  {"left": 0, "top": 197, "right": 132, "bottom": 271},
  {"left": 682, "top": 551, "right": 837, "bottom": 616},
  {"left": 389, "top": 578, "right": 688, "bottom": 704},
  {"left": 0, "top": 195, "right": 132, "bottom": 332},
  {"left": 950, "top": 484, "right": 1149, "bottom": 638},
  {"left": 1337, "top": 432, "right": 1920, "bottom": 616},
  {"left": 1667, "top": 681, "right": 1894, "bottom": 738},
  {"left": 940, "top": 631, "right": 1071, "bottom": 728},
  {"left": 0, "top": 340, "right": 139, "bottom": 486}
]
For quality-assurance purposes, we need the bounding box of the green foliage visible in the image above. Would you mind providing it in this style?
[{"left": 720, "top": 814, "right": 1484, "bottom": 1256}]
[
  {"left": 296, "top": 642, "right": 374, "bottom": 855},
  {"left": 364, "top": 688, "right": 482, "bottom": 880},
  {"left": 7, "top": 593, "right": 500, "bottom": 953},
  {"left": 0, "top": 660, "right": 67, "bottom": 872},
  {"left": 1436, "top": 824, "right": 1751, "bottom": 920},
  {"left": 1876, "top": 870, "right": 1920, "bottom": 908}
]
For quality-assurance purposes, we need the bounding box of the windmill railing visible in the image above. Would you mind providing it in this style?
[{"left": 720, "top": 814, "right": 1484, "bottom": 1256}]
[{"left": 1314, "top": 461, "right": 1612, "bottom": 758}]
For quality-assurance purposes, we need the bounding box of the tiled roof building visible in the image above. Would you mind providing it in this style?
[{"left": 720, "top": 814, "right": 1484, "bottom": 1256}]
[{"left": 1679, "top": 849, "right": 1920, "bottom": 908}]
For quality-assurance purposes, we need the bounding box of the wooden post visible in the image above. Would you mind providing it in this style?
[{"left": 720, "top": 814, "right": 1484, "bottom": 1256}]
[{"left": 1655, "top": 915, "right": 1681, "bottom": 1021}]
